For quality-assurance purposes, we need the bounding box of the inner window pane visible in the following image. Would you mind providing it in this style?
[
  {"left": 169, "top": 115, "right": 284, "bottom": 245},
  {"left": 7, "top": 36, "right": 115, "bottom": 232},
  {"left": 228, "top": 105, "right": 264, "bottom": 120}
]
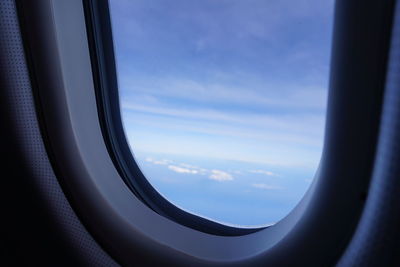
[{"left": 109, "top": 0, "right": 334, "bottom": 227}]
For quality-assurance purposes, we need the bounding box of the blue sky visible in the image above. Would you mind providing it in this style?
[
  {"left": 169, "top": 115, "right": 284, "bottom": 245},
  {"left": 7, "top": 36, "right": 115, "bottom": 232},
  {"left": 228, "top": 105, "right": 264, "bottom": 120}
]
[{"left": 109, "top": 0, "right": 334, "bottom": 227}]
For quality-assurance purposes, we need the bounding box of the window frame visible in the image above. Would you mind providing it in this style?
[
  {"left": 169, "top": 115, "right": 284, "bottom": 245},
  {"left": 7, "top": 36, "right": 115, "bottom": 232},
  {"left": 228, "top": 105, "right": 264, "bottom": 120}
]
[
  {"left": 82, "top": 0, "right": 262, "bottom": 236},
  {"left": 16, "top": 0, "right": 395, "bottom": 265}
]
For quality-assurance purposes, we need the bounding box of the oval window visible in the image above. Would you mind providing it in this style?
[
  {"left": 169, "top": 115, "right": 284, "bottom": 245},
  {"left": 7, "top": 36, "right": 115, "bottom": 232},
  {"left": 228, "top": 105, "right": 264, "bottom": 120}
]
[{"left": 109, "top": 0, "right": 334, "bottom": 226}]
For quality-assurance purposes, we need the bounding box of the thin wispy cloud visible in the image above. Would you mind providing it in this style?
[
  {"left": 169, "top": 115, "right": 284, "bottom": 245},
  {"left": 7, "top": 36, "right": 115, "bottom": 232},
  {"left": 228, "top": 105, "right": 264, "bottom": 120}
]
[
  {"left": 120, "top": 76, "right": 327, "bottom": 110},
  {"left": 249, "top": 170, "right": 277, "bottom": 176},
  {"left": 252, "top": 183, "right": 281, "bottom": 190},
  {"left": 122, "top": 102, "right": 325, "bottom": 142}
]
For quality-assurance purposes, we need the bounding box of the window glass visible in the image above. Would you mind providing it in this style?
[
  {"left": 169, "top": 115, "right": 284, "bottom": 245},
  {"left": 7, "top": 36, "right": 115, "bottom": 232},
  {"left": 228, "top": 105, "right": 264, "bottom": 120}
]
[{"left": 109, "top": 0, "right": 334, "bottom": 226}]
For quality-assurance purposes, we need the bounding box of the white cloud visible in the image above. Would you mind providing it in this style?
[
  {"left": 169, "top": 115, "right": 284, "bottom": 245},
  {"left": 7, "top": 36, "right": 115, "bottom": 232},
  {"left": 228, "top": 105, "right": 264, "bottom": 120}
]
[
  {"left": 168, "top": 165, "right": 198, "bottom": 174},
  {"left": 179, "top": 163, "right": 199, "bottom": 169},
  {"left": 145, "top": 157, "right": 172, "bottom": 165},
  {"left": 252, "top": 183, "right": 281, "bottom": 190},
  {"left": 179, "top": 163, "right": 209, "bottom": 175},
  {"left": 144, "top": 157, "right": 210, "bottom": 175},
  {"left": 153, "top": 159, "right": 172, "bottom": 165},
  {"left": 209, "top": 170, "right": 233, "bottom": 181},
  {"left": 249, "top": 170, "right": 276, "bottom": 176}
]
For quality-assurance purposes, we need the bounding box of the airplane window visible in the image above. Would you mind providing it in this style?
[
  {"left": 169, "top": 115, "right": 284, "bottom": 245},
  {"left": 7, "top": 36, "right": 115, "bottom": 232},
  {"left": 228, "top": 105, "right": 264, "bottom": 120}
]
[{"left": 109, "top": 0, "right": 334, "bottom": 226}]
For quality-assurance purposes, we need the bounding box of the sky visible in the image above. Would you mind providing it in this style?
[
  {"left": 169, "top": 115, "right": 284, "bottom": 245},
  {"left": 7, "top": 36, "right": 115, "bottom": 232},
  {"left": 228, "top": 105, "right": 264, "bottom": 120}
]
[{"left": 109, "top": 0, "right": 334, "bottom": 227}]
